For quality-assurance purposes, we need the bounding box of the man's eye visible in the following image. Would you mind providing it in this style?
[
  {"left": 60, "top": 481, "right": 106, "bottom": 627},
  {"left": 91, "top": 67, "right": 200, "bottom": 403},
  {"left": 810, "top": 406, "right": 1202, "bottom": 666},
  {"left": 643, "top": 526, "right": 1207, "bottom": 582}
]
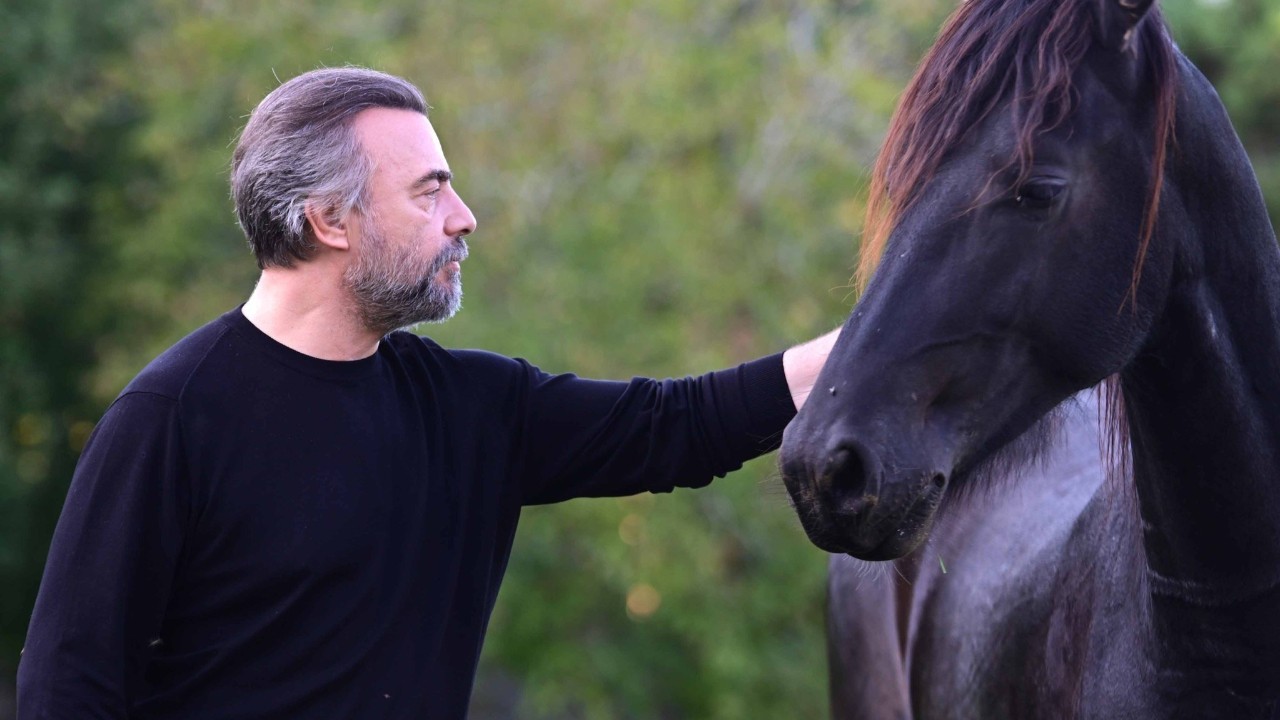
[{"left": 1013, "top": 180, "right": 1066, "bottom": 210}]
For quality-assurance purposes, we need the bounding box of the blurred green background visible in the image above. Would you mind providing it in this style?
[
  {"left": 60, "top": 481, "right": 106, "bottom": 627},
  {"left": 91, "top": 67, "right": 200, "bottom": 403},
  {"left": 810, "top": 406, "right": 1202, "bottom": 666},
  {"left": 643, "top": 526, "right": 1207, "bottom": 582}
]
[{"left": 1, "top": 0, "right": 1276, "bottom": 717}]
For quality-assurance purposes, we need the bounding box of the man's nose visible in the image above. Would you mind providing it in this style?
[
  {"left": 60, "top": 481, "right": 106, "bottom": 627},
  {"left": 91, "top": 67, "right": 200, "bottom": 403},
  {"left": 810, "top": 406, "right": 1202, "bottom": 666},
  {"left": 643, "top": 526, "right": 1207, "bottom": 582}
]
[{"left": 446, "top": 191, "right": 476, "bottom": 238}]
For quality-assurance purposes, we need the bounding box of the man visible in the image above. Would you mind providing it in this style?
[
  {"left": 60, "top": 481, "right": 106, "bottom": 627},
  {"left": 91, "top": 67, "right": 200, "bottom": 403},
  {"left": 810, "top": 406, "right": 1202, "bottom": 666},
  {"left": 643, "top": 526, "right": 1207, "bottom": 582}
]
[{"left": 17, "top": 67, "right": 837, "bottom": 718}]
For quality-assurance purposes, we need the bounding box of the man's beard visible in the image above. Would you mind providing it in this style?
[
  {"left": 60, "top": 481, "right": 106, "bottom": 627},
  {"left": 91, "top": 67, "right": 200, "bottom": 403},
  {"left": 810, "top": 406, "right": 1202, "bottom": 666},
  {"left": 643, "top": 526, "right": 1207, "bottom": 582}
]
[{"left": 344, "top": 219, "right": 469, "bottom": 335}]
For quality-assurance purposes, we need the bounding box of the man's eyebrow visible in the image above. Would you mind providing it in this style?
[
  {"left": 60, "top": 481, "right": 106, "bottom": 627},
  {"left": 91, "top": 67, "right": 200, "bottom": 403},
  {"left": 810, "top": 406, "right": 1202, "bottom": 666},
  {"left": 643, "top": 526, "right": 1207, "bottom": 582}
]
[{"left": 411, "top": 169, "right": 453, "bottom": 189}]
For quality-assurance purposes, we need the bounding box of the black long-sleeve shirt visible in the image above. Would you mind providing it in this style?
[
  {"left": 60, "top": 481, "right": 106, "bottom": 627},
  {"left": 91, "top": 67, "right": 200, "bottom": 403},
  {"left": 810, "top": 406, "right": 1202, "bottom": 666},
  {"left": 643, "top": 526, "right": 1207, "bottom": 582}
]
[{"left": 17, "top": 307, "right": 796, "bottom": 719}]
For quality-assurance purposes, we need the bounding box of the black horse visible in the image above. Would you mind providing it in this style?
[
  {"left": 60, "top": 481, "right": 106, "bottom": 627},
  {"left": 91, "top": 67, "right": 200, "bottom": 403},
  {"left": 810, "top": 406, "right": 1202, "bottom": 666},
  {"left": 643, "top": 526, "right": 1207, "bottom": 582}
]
[{"left": 779, "top": 0, "right": 1280, "bottom": 717}]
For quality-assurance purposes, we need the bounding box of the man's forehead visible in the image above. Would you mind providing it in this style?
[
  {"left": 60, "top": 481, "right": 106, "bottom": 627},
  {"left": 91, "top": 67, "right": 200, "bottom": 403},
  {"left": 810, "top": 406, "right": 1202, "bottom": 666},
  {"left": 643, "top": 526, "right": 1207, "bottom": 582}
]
[{"left": 353, "top": 107, "right": 448, "bottom": 175}]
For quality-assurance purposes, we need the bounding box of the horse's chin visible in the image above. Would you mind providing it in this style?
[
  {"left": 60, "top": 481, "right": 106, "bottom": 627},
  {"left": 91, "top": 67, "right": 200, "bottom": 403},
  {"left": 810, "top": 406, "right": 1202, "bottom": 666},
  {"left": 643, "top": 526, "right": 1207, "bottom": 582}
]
[
  {"left": 845, "top": 534, "right": 928, "bottom": 562},
  {"left": 799, "top": 525, "right": 930, "bottom": 560},
  {"left": 794, "top": 491, "right": 942, "bottom": 561}
]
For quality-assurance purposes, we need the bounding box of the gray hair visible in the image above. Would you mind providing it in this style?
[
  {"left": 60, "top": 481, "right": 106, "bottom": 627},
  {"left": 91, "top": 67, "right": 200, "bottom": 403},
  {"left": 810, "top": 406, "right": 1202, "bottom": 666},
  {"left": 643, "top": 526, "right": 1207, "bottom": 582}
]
[{"left": 231, "top": 67, "right": 427, "bottom": 269}]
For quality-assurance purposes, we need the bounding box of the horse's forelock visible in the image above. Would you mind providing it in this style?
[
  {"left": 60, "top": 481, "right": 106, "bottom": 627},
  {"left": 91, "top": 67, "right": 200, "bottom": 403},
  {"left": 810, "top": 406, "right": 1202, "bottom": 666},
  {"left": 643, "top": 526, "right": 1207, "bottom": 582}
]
[
  {"left": 858, "top": 0, "right": 1177, "bottom": 291},
  {"left": 859, "top": 0, "right": 1082, "bottom": 291}
]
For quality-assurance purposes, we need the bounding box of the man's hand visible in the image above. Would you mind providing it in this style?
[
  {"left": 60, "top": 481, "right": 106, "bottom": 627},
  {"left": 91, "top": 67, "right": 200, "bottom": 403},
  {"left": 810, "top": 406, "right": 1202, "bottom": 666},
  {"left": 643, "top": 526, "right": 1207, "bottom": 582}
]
[{"left": 782, "top": 328, "right": 841, "bottom": 411}]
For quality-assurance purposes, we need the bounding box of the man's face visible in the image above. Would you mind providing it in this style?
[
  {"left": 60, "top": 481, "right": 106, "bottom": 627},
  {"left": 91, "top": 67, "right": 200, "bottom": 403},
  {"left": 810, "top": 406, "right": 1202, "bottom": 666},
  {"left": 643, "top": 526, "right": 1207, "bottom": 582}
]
[{"left": 343, "top": 108, "right": 477, "bottom": 334}]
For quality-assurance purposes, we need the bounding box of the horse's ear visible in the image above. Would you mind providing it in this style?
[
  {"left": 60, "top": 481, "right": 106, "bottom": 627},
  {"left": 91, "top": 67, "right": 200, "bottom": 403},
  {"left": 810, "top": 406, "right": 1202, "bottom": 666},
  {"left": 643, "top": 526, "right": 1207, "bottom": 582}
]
[{"left": 1094, "top": 0, "right": 1157, "bottom": 51}]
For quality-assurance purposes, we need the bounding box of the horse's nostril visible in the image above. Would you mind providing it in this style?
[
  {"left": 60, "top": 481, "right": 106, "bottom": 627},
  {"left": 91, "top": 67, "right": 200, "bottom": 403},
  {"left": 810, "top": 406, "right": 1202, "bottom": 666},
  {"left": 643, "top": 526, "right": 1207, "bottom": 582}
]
[
  {"left": 932, "top": 472, "right": 947, "bottom": 489},
  {"left": 822, "top": 443, "right": 876, "bottom": 517},
  {"left": 825, "top": 446, "right": 865, "bottom": 488}
]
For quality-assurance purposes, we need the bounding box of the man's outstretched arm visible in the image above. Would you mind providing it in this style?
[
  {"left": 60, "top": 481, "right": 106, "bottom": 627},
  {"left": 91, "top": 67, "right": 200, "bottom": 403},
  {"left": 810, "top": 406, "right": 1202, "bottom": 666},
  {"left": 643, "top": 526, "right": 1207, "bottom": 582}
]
[{"left": 502, "top": 326, "right": 841, "bottom": 505}]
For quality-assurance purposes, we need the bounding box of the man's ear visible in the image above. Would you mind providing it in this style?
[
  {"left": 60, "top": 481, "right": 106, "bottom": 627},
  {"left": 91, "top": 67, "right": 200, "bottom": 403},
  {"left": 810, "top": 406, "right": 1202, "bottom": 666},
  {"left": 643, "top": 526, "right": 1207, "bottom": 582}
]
[
  {"left": 303, "top": 200, "right": 350, "bottom": 252},
  {"left": 1095, "top": 0, "right": 1157, "bottom": 51}
]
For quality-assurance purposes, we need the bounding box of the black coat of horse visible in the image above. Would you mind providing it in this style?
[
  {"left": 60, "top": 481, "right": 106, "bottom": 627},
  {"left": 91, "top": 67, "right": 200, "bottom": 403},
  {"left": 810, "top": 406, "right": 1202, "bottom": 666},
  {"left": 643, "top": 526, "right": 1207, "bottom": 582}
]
[{"left": 778, "top": 0, "right": 1280, "bottom": 717}]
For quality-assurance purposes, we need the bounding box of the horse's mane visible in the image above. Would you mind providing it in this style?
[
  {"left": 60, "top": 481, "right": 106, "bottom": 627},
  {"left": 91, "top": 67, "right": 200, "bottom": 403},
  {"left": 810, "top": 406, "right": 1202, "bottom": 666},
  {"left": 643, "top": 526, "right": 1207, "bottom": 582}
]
[{"left": 857, "top": 0, "right": 1179, "bottom": 480}]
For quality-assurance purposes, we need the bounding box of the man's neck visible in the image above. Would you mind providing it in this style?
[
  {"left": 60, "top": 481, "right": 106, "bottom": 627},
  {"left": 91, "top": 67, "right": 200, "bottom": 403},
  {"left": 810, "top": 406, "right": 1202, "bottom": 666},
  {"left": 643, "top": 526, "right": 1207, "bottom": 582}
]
[{"left": 242, "top": 266, "right": 382, "bottom": 361}]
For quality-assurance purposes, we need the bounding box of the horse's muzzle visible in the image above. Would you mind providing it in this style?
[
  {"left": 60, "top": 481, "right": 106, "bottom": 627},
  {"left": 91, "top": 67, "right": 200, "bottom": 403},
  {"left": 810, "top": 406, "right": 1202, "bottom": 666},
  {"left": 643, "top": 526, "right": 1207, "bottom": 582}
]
[{"left": 780, "top": 423, "right": 949, "bottom": 560}]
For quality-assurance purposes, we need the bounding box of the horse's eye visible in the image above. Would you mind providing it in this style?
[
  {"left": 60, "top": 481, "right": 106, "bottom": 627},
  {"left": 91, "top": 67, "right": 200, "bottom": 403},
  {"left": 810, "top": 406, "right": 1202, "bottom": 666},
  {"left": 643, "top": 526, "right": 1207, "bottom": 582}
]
[{"left": 1013, "top": 180, "right": 1066, "bottom": 210}]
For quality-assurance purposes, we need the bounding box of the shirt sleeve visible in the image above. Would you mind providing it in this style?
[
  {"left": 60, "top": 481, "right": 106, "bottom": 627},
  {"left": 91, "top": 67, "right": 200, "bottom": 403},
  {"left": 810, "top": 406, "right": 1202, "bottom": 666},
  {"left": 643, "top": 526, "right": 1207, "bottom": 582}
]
[
  {"left": 17, "top": 391, "right": 190, "bottom": 719},
  {"left": 514, "top": 353, "right": 797, "bottom": 505}
]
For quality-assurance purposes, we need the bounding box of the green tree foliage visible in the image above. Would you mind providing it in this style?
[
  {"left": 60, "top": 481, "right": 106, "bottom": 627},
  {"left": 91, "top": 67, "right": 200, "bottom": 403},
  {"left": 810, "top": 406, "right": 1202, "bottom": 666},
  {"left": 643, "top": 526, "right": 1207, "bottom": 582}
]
[
  {"left": 0, "top": 0, "right": 156, "bottom": 686},
  {"left": 2, "top": 0, "right": 1277, "bottom": 718}
]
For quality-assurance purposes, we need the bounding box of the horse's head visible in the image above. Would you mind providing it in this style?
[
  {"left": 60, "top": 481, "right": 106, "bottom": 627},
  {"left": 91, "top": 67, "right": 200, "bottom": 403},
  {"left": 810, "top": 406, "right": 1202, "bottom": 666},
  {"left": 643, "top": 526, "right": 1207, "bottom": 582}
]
[{"left": 780, "top": 0, "right": 1183, "bottom": 559}]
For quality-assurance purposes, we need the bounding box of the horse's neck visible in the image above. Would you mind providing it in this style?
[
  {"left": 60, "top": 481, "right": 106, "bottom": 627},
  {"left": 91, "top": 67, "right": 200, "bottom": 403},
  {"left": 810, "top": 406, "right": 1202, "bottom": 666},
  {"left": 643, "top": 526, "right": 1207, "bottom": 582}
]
[
  {"left": 1124, "top": 265, "right": 1280, "bottom": 591},
  {"left": 1124, "top": 62, "right": 1280, "bottom": 624}
]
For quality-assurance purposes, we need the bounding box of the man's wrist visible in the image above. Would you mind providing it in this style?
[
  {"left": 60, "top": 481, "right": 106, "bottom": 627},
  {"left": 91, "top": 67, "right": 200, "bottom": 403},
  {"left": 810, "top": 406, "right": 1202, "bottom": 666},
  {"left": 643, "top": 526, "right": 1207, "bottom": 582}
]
[{"left": 782, "top": 328, "right": 841, "bottom": 411}]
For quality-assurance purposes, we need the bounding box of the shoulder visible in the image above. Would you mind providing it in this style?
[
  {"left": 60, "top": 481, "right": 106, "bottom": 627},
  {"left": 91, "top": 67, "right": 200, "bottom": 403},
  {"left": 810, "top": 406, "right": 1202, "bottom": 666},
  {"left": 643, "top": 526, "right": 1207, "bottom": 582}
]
[
  {"left": 381, "top": 333, "right": 552, "bottom": 415},
  {"left": 119, "top": 312, "right": 237, "bottom": 402},
  {"left": 383, "top": 331, "right": 538, "bottom": 382}
]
